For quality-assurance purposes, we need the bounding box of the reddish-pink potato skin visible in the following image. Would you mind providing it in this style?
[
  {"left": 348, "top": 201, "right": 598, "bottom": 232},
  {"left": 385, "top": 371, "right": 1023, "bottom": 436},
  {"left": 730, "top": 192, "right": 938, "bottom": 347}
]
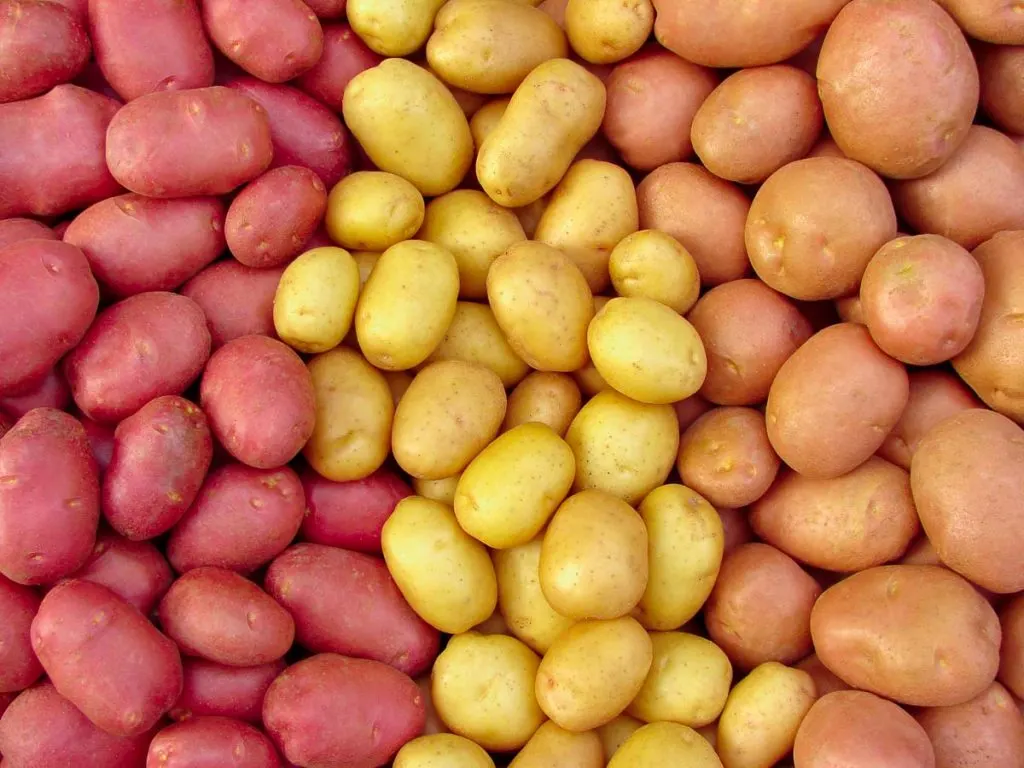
[
  {"left": 0, "top": 218, "right": 57, "bottom": 249},
  {"left": 30, "top": 580, "right": 183, "bottom": 737},
  {"left": 181, "top": 261, "right": 284, "bottom": 348},
  {"left": 0, "top": 409, "right": 99, "bottom": 586},
  {"left": 0, "top": 575, "right": 42, "bottom": 693},
  {"left": 0, "top": 239, "right": 99, "bottom": 397},
  {"left": 106, "top": 86, "right": 273, "bottom": 198},
  {"left": 915, "top": 682, "right": 1024, "bottom": 768},
  {"left": 304, "top": 0, "right": 346, "bottom": 17},
  {"left": 0, "top": 682, "right": 153, "bottom": 768},
  {"left": 295, "top": 24, "right": 382, "bottom": 111},
  {"left": 979, "top": 44, "right": 1024, "bottom": 135},
  {"left": 167, "top": 464, "right": 305, "bottom": 574},
  {"left": 147, "top": 716, "right": 282, "bottom": 768},
  {"left": 171, "top": 659, "right": 285, "bottom": 723},
  {"left": 262, "top": 654, "right": 426, "bottom": 768},
  {"left": 64, "top": 194, "right": 226, "bottom": 298},
  {"left": 0, "top": 85, "right": 122, "bottom": 218},
  {"left": 64, "top": 292, "right": 212, "bottom": 423},
  {"left": 300, "top": 467, "right": 412, "bottom": 553},
  {"left": 200, "top": 336, "right": 316, "bottom": 469},
  {"left": 0, "top": 368, "right": 70, "bottom": 420},
  {"left": 265, "top": 544, "right": 440, "bottom": 676},
  {"left": 88, "top": 0, "right": 214, "bottom": 101},
  {"left": 0, "top": 1, "right": 91, "bottom": 103},
  {"left": 80, "top": 416, "right": 115, "bottom": 475},
  {"left": 68, "top": 531, "right": 173, "bottom": 615}
]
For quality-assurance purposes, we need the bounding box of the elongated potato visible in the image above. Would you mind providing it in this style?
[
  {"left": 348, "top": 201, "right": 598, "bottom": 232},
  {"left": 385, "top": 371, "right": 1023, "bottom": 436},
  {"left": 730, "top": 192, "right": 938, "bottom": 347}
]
[
  {"left": 0, "top": 1, "right": 90, "bottom": 104},
  {"left": 494, "top": 538, "right": 576, "bottom": 654},
  {"left": 423, "top": 301, "right": 530, "bottom": 388},
  {"left": 274, "top": 246, "right": 361, "bottom": 354},
  {"left": 396, "top": 733, "right": 496, "bottom": 768}
]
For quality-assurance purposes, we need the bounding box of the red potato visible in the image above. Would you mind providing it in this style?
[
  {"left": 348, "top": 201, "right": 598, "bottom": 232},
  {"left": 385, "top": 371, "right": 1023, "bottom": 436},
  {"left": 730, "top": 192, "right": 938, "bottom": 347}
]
[
  {"left": 31, "top": 580, "right": 183, "bottom": 737},
  {"left": 73, "top": 58, "right": 122, "bottom": 100},
  {"left": 262, "top": 654, "right": 426, "bottom": 768},
  {"left": 0, "top": 368, "right": 70, "bottom": 419},
  {"left": 979, "top": 44, "right": 1024, "bottom": 136},
  {"left": 200, "top": 336, "right": 316, "bottom": 469},
  {"left": 718, "top": 506, "right": 754, "bottom": 558},
  {"left": 295, "top": 23, "right": 382, "bottom": 112},
  {"left": 106, "top": 86, "right": 273, "bottom": 198},
  {"left": 0, "top": 576, "right": 42, "bottom": 693},
  {"left": 934, "top": 0, "right": 1024, "bottom": 45},
  {"left": 64, "top": 195, "right": 226, "bottom": 298},
  {"left": 181, "top": 260, "right": 284, "bottom": 349},
  {"left": 304, "top": 0, "right": 346, "bottom": 17},
  {"left": 673, "top": 394, "right": 713, "bottom": 433},
  {"left": 80, "top": 416, "right": 115, "bottom": 475},
  {"left": 171, "top": 659, "right": 285, "bottom": 723},
  {"left": 68, "top": 531, "right": 173, "bottom": 615},
  {"left": 0, "top": 218, "right": 57, "bottom": 249},
  {"left": 88, "top": 0, "right": 214, "bottom": 101},
  {"left": 63, "top": 292, "right": 212, "bottom": 423},
  {"left": 147, "top": 717, "right": 282, "bottom": 768},
  {"left": 0, "top": 409, "right": 99, "bottom": 586},
  {"left": 0, "top": 1, "right": 90, "bottom": 103},
  {"left": 158, "top": 567, "right": 295, "bottom": 667},
  {"left": 915, "top": 682, "right": 1024, "bottom": 768}
]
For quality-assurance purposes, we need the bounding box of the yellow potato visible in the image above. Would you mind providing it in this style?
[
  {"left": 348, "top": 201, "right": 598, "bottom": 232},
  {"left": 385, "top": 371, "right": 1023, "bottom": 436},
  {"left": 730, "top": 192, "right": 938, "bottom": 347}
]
[
  {"left": 628, "top": 632, "right": 733, "bottom": 727},
  {"left": 304, "top": 347, "right": 393, "bottom": 481},
  {"left": 717, "top": 662, "right": 817, "bottom": 768},
  {"left": 355, "top": 240, "right": 460, "bottom": 371},
  {"left": 428, "top": 0, "right": 568, "bottom": 94},
  {"left": 392, "top": 360, "right": 507, "bottom": 480},
  {"left": 503, "top": 371, "right": 582, "bottom": 437},
  {"left": 564, "top": 0, "right": 654, "bottom": 64},
  {"left": 513, "top": 195, "right": 549, "bottom": 238},
  {"left": 536, "top": 616, "right": 654, "bottom": 731},
  {"left": 418, "top": 190, "right": 526, "bottom": 299},
  {"left": 566, "top": 390, "right": 679, "bottom": 504},
  {"left": 432, "top": 633, "right": 545, "bottom": 750},
  {"left": 273, "top": 246, "right": 360, "bottom": 354},
  {"left": 477, "top": 58, "right": 606, "bottom": 207},
  {"left": 423, "top": 301, "right": 530, "bottom": 387},
  {"left": 487, "top": 241, "right": 594, "bottom": 371},
  {"left": 539, "top": 489, "right": 649, "bottom": 620},
  {"left": 325, "top": 172, "right": 425, "bottom": 252},
  {"left": 608, "top": 722, "right": 723, "bottom": 768},
  {"left": 469, "top": 98, "right": 510, "bottom": 150},
  {"left": 494, "top": 537, "right": 576, "bottom": 654},
  {"left": 418, "top": 60, "right": 489, "bottom": 118},
  {"left": 534, "top": 159, "right": 639, "bottom": 292},
  {"left": 347, "top": 0, "right": 448, "bottom": 56},
  {"left": 394, "top": 734, "right": 495, "bottom": 768},
  {"left": 509, "top": 721, "right": 604, "bottom": 768},
  {"left": 416, "top": 675, "right": 449, "bottom": 735},
  {"left": 343, "top": 59, "right": 473, "bottom": 195},
  {"left": 588, "top": 296, "right": 708, "bottom": 405},
  {"left": 609, "top": 230, "right": 702, "bottom": 314},
  {"left": 455, "top": 423, "right": 575, "bottom": 548},
  {"left": 636, "top": 485, "right": 724, "bottom": 630},
  {"left": 383, "top": 370, "right": 413, "bottom": 407},
  {"left": 352, "top": 250, "right": 381, "bottom": 286},
  {"left": 572, "top": 298, "right": 613, "bottom": 396},
  {"left": 382, "top": 496, "right": 497, "bottom": 633},
  {"left": 598, "top": 715, "right": 645, "bottom": 761},
  {"left": 413, "top": 473, "right": 461, "bottom": 506}
]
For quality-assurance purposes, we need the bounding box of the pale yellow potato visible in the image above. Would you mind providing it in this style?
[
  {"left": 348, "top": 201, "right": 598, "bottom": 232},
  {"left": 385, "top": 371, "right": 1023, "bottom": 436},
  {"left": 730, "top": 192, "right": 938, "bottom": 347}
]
[
  {"left": 418, "top": 190, "right": 526, "bottom": 299},
  {"left": 394, "top": 733, "right": 495, "bottom": 768},
  {"left": 455, "top": 423, "right": 575, "bottom": 548},
  {"left": 494, "top": 538, "right": 576, "bottom": 654},
  {"left": 325, "top": 172, "right": 425, "bottom": 252},
  {"left": 423, "top": 301, "right": 530, "bottom": 387},
  {"left": 503, "top": 371, "right": 582, "bottom": 437},
  {"left": 432, "top": 633, "right": 545, "bottom": 750},
  {"left": 352, "top": 251, "right": 381, "bottom": 286},
  {"left": 572, "top": 297, "right": 613, "bottom": 397},
  {"left": 534, "top": 159, "right": 639, "bottom": 292},
  {"left": 636, "top": 485, "right": 724, "bottom": 630},
  {"left": 588, "top": 296, "right": 708, "bottom": 405},
  {"left": 598, "top": 715, "right": 644, "bottom": 761},
  {"left": 513, "top": 195, "right": 548, "bottom": 238},
  {"left": 609, "top": 230, "right": 702, "bottom": 314},
  {"left": 509, "top": 721, "right": 604, "bottom": 768},
  {"left": 355, "top": 240, "right": 460, "bottom": 371},
  {"left": 539, "top": 489, "right": 648, "bottom": 620},
  {"left": 413, "top": 473, "right": 461, "bottom": 506},
  {"left": 487, "top": 241, "right": 594, "bottom": 372},
  {"left": 608, "top": 722, "right": 723, "bottom": 768},
  {"left": 392, "top": 360, "right": 507, "bottom": 480},
  {"left": 344, "top": 59, "right": 473, "bottom": 195},
  {"left": 384, "top": 370, "right": 413, "bottom": 406},
  {"left": 565, "top": 390, "right": 679, "bottom": 504},
  {"left": 628, "top": 632, "right": 733, "bottom": 727},
  {"left": 536, "top": 616, "right": 654, "bottom": 732},
  {"left": 565, "top": 0, "right": 653, "bottom": 64},
  {"left": 382, "top": 496, "right": 497, "bottom": 633},
  {"left": 418, "top": 60, "right": 489, "bottom": 118},
  {"left": 304, "top": 347, "right": 393, "bottom": 481},
  {"left": 477, "top": 58, "right": 606, "bottom": 207},
  {"left": 347, "top": 0, "right": 448, "bottom": 56},
  {"left": 273, "top": 246, "right": 360, "bottom": 354},
  {"left": 717, "top": 662, "right": 817, "bottom": 768},
  {"left": 428, "top": 0, "right": 568, "bottom": 94},
  {"left": 469, "top": 98, "right": 510, "bottom": 150}
]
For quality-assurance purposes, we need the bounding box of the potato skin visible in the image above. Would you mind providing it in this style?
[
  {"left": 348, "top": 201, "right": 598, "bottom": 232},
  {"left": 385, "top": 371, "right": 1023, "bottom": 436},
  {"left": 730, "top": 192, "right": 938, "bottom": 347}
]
[
  {"left": 504, "top": 372, "right": 581, "bottom": 438},
  {"left": 300, "top": 467, "right": 411, "bottom": 554},
  {"left": 171, "top": 658, "right": 284, "bottom": 724},
  {"left": 1002, "top": 596, "right": 1024, "bottom": 700},
  {"left": 0, "top": 575, "right": 42, "bottom": 693},
  {"left": 147, "top": 716, "right": 281, "bottom": 768},
  {"left": 181, "top": 260, "right": 284, "bottom": 349},
  {"left": 979, "top": 44, "right": 1024, "bottom": 135},
  {"left": 0, "top": 217, "right": 57, "bottom": 249},
  {"left": 346, "top": 0, "right": 447, "bottom": 56},
  {"left": 69, "top": 531, "right": 173, "bottom": 615},
  {"left": 295, "top": 23, "right": 382, "bottom": 111},
  {"left": 915, "top": 682, "right": 1024, "bottom": 768},
  {"left": 934, "top": 0, "right": 1024, "bottom": 45},
  {"left": 0, "top": 0, "right": 90, "bottom": 103}
]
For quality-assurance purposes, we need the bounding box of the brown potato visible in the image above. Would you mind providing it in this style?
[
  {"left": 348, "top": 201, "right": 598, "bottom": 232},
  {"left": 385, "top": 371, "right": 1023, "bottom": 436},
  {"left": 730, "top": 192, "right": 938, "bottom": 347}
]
[
  {"left": 979, "top": 44, "right": 1024, "bottom": 135},
  {"left": 1001, "top": 596, "right": 1024, "bottom": 700},
  {"left": 934, "top": 0, "right": 1024, "bottom": 45},
  {"left": 915, "top": 682, "right": 1024, "bottom": 768},
  {"left": 503, "top": 372, "right": 582, "bottom": 437}
]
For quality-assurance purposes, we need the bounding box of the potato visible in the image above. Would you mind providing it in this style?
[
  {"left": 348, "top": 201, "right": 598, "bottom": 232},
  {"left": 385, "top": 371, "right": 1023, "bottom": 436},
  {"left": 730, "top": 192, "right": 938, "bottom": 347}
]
[
  {"left": 566, "top": 390, "right": 678, "bottom": 505},
  {"left": 486, "top": 241, "right": 594, "bottom": 372},
  {"left": 716, "top": 662, "right": 817, "bottom": 768},
  {"left": 494, "top": 538, "right": 575, "bottom": 654},
  {"left": 382, "top": 496, "right": 497, "bottom": 633},
  {"left": 423, "top": 302, "right": 530, "bottom": 388},
  {"left": 915, "top": 682, "right": 1024, "bottom": 768},
  {"left": 691, "top": 65, "right": 822, "bottom": 184},
  {"left": 344, "top": 60, "right": 473, "bottom": 195},
  {"left": 746, "top": 157, "right": 897, "bottom": 300},
  {"left": 346, "top": 0, "right": 445, "bottom": 55},
  {"left": 0, "top": 217, "right": 56, "bottom": 248},
  {"left": 0, "top": 368, "right": 69, "bottom": 420},
  {"left": 979, "top": 44, "right": 1024, "bottom": 135},
  {"left": 766, "top": 323, "right": 910, "bottom": 479},
  {"left": 750, "top": 457, "right": 919, "bottom": 572},
  {"left": 148, "top": 716, "right": 280, "bottom": 767},
  {"left": 816, "top": 0, "right": 978, "bottom": 179},
  {"left": 564, "top": 0, "right": 652, "bottom": 64},
  {"left": 412, "top": 474, "right": 460, "bottom": 506},
  {"left": 432, "top": 633, "right": 544, "bottom": 750},
  {"left": 395, "top": 733, "right": 495, "bottom": 768},
  {"left": 509, "top": 721, "right": 603, "bottom": 768},
  {"left": 1002, "top": 596, "right": 1024, "bottom": 700},
  {"left": 934, "top": 0, "right": 1024, "bottom": 45},
  {"left": 292, "top": 24, "right": 379, "bottom": 112},
  {"left": 0, "top": 575, "right": 42, "bottom": 693},
  {"left": 608, "top": 230, "right": 700, "bottom": 314},
  {"left": 325, "top": 171, "right": 424, "bottom": 252},
  {"left": 705, "top": 543, "right": 821, "bottom": 670},
  {"left": 504, "top": 372, "right": 581, "bottom": 437},
  {"left": 263, "top": 653, "right": 425, "bottom": 768},
  {"left": 811, "top": 565, "right": 1001, "bottom": 706},
  {"left": 200, "top": 335, "right": 315, "bottom": 469},
  {"left": 428, "top": 0, "right": 568, "bottom": 94},
  {"left": 608, "top": 722, "right": 722, "bottom": 768},
  {"left": 795, "top": 653, "right": 850, "bottom": 698},
  {"left": 535, "top": 617, "right": 653, "bottom": 731},
  {"left": 300, "top": 467, "right": 411, "bottom": 553},
  {"left": 181, "top": 260, "right": 284, "bottom": 349},
  {"left": 355, "top": 240, "right": 460, "bottom": 371},
  {"left": 273, "top": 247, "right": 360, "bottom": 355},
  {"left": 599, "top": 715, "right": 644, "bottom": 761},
  {"left": 468, "top": 96, "right": 510, "bottom": 148},
  {"left": 0, "top": 1, "right": 90, "bottom": 103},
  {"left": 476, "top": 59, "right": 606, "bottom": 207},
  {"left": 71, "top": 531, "right": 172, "bottom": 615},
  {"left": 171, "top": 659, "right": 284, "bottom": 723}
]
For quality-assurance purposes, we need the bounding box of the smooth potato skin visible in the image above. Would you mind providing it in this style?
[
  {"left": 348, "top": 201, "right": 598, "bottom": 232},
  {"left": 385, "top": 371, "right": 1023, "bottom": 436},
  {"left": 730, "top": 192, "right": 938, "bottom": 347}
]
[
  {"left": 181, "top": 261, "right": 284, "bottom": 349},
  {"left": 0, "top": 575, "right": 42, "bottom": 693},
  {"left": 171, "top": 659, "right": 284, "bottom": 723},
  {"left": 147, "top": 716, "right": 282, "bottom": 768},
  {"left": 0, "top": 218, "right": 56, "bottom": 249},
  {"left": 915, "top": 682, "right": 1024, "bottom": 768},
  {"left": 295, "top": 23, "right": 382, "bottom": 111},
  {"left": 979, "top": 44, "right": 1024, "bottom": 135},
  {"left": 0, "top": 1, "right": 90, "bottom": 103},
  {"left": 0, "top": 368, "right": 69, "bottom": 420},
  {"left": 934, "top": 0, "right": 1024, "bottom": 45},
  {"left": 70, "top": 531, "right": 173, "bottom": 615}
]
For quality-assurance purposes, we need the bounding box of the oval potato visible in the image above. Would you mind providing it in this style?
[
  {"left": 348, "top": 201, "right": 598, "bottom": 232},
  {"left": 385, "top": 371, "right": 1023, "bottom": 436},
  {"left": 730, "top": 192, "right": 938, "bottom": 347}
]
[
  {"left": 609, "top": 229, "right": 701, "bottom": 314},
  {"left": 347, "top": 0, "right": 447, "bottom": 55},
  {"left": 394, "top": 733, "right": 495, "bottom": 768},
  {"left": 608, "top": 722, "right": 722, "bottom": 768},
  {"left": 423, "top": 301, "right": 530, "bottom": 388},
  {"left": 509, "top": 721, "right": 604, "bottom": 768},
  {"left": 273, "top": 246, "right": 360, "bottom": 354},
  {"left": 504, "top": 372, "right": 582, "bottom": 437},
  {"left": 565, "top": 0, "right": 653, "bottom": 64},
  {"left": 494, "top": 538, "right": 576, "bottom": 654},
  {"left": 325, "top": 171, "right": 425, "bottom": 251}
]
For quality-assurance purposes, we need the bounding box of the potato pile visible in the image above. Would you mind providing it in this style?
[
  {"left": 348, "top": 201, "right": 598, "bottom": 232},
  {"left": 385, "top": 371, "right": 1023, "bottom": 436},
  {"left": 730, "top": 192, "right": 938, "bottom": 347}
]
[{"left": 1, "top": 0, "right": 1024, "bottom": 767}]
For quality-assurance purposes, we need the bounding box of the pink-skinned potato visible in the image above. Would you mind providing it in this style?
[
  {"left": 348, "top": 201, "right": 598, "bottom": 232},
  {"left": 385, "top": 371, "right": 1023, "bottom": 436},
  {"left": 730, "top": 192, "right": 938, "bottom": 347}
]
[
  {"left": 0, "top": 1, "right": 90, "bottom": 104},
  {"left": 181, "top": 260, "right": 284, "bottom": 349},
  {"left": 262, "top": 654, "right": 425, "bottom": 768},
  {"left": 1002, "top": 595, "right": 1024, "bottom": 701},
  {"left": 30, "top": 579, "right": 183, "bottom": 737},
  {"left": 294, "top": 23, "right": 382, "bottom": 112},
  {"left": 0, "top": 409, "right": 99, "bottom": 586},
  {"left": 170, "top": 659, "right": 285, "bottom": 723},
  {"left": 68, "top": 530, "right": 173, "bottom": 615},
  {"left": 64, "top": 194, "right": 226, "bottom": 298},
  {"left": 147, "top": 716, "right": 282, "bottom": 768},
  {"left": 63, "top": 292, "right": 211, "bottom": 423},
  {"left": 0, "top": 218, "right": 57, "bottom": 249},
  {"left": 915, "top": 682, "right": 1024, "bottom": 768},
  {"left": 979, "top": 44, "right": 1024, "bottom": 136},
  {"left": 0, "top": 575, "right": 42, "bottom": 693},
  {"left": 0, "top": 368, "right": 70, "bottom": 420},
  {"left": 304, "top": 0, "right": 346, "bottom": 17},
  {"left": 80, "top": 415, "right": 115, "bottom": 475},
  {"left": 0, "top": 85, "right": 122, "bottom": 218}
]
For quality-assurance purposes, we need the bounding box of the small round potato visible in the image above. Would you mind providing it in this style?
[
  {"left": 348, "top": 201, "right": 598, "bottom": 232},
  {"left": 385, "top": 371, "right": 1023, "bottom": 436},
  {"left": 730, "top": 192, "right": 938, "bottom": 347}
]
[
  {"left": 273, "top": 246, "right": 360, "bottom": 354},
  {"left": 324, "top": 172, "right": 425, "bottom": 252},
  {"left": 347, "top": 0, "right": 448, "bottom": 56},
  {"left": 394, "top": 733, "right": 495, "bottom": 768},
  {"left": 508, "top": 721, "right": 604, "bottom": 768},
  {"left": 494, "top": 538, "right": 576, "bottom": 654},
  {"left": 608, "top": 722, "right": 722, "bottom": 768},
  {"left": 413, "top": 474, "right": 461, "bottom": 506},
  {"left": 599, "top": 715, "right": 645, "bottom": 762},
  {"left": 609, "top": 230, "right": 701, "bottom": 314},
  {"left": 565, "top": 0, "right": 653, "bottom": 64},
  {"left": 503, "top": 372, "right": 582, "bottom": 437},
  {"left": 915, "top": 681, "right": 1024, "bottom": 768},
  {"left": 423, "top": 302, "right": 530, "bottom": 388}
]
